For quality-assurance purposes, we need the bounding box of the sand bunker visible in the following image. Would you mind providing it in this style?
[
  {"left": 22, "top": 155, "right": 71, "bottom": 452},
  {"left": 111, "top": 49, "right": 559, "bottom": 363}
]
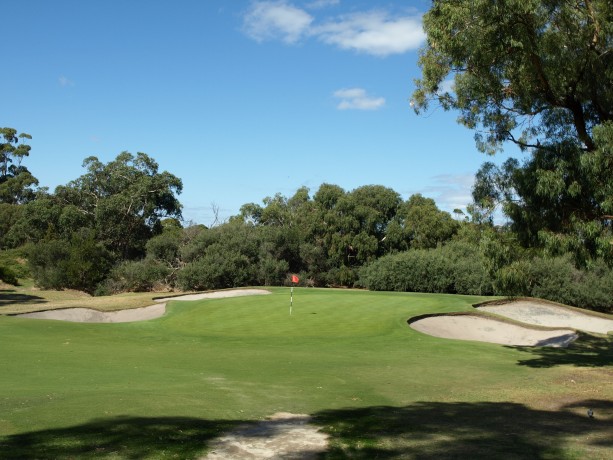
[
  {"left": 18, "top": 303, "right": 166, "bottom": 323},
  {"left": 203, "top": 412, "right": 328, "bottom": 460},
  {"left": 410, "top": 314, "right": 577, "bottom": 347},
  {"left": 477, "top": 301, "right": 613, "bottom": 335},
  {"left": 17, "top": 289, "right": 271, "bottom": 323},
  {"left": 155, "top": 289, "right": 271, "bottom": 302}
]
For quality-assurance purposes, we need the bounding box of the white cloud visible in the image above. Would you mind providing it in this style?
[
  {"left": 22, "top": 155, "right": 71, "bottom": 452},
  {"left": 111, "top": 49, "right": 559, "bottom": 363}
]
[
  {"left": 417, "top": 173, "right": 509, "bottom": 223},
  {"left": 242, "top": 2, "right": 425, "bottom": 56},
  {"left": 314, "top": 11, "right": 425, "bottom": 56},
  {"left": 333, "top": 87, "right": 385, "bottom": 110},
  {"left": 420, "top": 173, "right": 475, "bottom": 213},
  {"left": 243, "top": 1, "right": 313, "bottom": 44},
  {"left": 58, "top": 75, "right": 75, "bottom": 87}
]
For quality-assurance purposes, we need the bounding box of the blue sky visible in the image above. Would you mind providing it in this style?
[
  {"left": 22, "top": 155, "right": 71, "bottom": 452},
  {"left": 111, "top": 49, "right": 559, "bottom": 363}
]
[{"left": 4, "top": 0, "right": 517, "bottom": 225}]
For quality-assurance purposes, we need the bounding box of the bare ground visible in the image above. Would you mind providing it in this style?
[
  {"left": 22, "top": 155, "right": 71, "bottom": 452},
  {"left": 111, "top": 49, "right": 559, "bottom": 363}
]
[{"left": 202, "top": 413, "right": 328, "bottom": 460}]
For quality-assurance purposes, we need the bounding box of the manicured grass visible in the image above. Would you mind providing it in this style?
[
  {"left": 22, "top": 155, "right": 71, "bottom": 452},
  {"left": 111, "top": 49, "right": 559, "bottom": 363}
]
[{"left": 0, "top": 287, "right": 611, "bottom": 458}]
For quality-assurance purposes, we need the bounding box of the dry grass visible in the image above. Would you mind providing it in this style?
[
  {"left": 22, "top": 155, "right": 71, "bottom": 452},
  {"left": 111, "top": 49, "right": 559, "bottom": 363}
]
[{"left": 0, "top": 280, "right": 179, "bottom": 315}]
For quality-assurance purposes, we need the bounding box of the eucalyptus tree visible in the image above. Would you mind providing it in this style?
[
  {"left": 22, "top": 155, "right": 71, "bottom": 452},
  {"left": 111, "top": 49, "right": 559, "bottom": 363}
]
[
  {"left": 413, "top": 0, "right": 613, "bottom": 262},
  {"left": 311, "top": 184, "right": 400, "bottom": 274},
  {"left": 0, "top": 128, "right": 38, "bottom": 249},
  {"left": 55, "top": 152, "right": 183, "bottom": 259},
  {"left": 385, "top": 194, "right": 458, "bottom": 251},
  {"left": 0, "top": 127, "right": 37, "bottom": 204}
]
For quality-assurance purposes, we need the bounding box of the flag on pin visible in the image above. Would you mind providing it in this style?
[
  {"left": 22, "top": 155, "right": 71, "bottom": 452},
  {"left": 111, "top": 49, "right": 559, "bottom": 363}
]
[{"left": 291, "top": 274, "right": 299, "bottom": 283}]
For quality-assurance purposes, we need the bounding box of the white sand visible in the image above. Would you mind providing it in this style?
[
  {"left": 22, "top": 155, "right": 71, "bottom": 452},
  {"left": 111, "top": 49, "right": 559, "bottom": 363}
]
[
  {"left": 477, "top": 301, "right": 613, "bottom": 335},
  {"left": 18, "top": 303, "right": 167, "bottom": 323},
  {"left": 155, "top": 289, "right": 271, "bottom": 302},
  {"left": 203, "top": 412, "right": 328, "bottom": 460},
  {"left": 410, "top": 314, "right": 577, "bottom": 347},
  {"left": 17, "top": 289, "right": 271, "bottom": 323}
]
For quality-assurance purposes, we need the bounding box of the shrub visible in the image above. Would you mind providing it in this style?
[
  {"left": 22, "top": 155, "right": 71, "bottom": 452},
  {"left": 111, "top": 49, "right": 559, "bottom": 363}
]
[
  {"left": 177, "top": 249, "right": 256, "bottom": 291},
  {"left": 0, "top": 247, "right": 30, "bottom": 280},
  {"left": 494, "top": 260, "right": 533, "bottom": 297},
  {"left": 27, "top": 239, "right": 71, "bottom": 289},
  {"left": 105, "top": 259, "right": 171, "bottom": 293},
  {"left": 359, "top": 241, "right": 491, "bottom": 295},
  {"left": 528, "top": 256, "right": 613, "bottom": 313},
  {"left": 0, "top": 265, "right": 18, "bottom": 285},
  {"left": 257, "top": 256, "right": 289, "bottom": 286},
  {"left": 27, "top": 230, "right": 113, "bottom": 294}
]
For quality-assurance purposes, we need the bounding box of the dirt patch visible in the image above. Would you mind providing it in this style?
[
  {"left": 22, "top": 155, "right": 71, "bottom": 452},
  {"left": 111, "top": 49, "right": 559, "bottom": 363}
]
[
  {"left": 476, "top": 301, "right": 613, "bottom": 335},
  {"left": 16, "top": 289, "right": 271, "bottom": 323},
  {"left": 410, "top": 314, "right": 577, "bottom": 347},
  {"left": 202, "top": 412, "right": 328, "bottom": 459}
]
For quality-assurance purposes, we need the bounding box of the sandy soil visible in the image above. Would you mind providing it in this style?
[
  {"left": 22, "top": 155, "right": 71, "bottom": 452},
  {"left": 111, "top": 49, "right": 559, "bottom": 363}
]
[
  {"left": 202, "top": 413, "right": 328, "bottom": 460},
  {"left": 410, "top": 314, "right": 578, "bottom": 347},
  {"left": 476, "top": 301, "right": 613, "bottom": 335},
  {"left": 17, "top": 289, "right": 271, "bottom": 323}
]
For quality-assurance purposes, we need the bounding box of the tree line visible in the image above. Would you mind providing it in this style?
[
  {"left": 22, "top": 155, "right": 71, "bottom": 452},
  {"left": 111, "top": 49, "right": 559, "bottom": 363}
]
[
  {"left": 1, "top": 130, "right": 612, "bottom": 313},
  {"left": 2, "top": 0, "right": 612, "bottom": 313}
]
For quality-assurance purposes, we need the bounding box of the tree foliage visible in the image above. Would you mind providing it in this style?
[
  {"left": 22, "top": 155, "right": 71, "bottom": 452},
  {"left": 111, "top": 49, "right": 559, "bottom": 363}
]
[
  {"left": 27, "top": 229, "right": 113, "bottom": 294},
  {"left": 413, "top": 0, "right": 613, "bottom": 263},
  {"left": 413, "top": 0, "right": 612, "bottom": 154},
  {"left": 360, "top": 240, "right": 491, "bottom": 295},
  {"left": 55, "top": 152, "right": 183, "bottom": 259},
  {"left": 9, "top": 151, "right": 184, "bottom": 292},
  {"left": 0, "top": 127, "right": 38, "bottom": 204}
]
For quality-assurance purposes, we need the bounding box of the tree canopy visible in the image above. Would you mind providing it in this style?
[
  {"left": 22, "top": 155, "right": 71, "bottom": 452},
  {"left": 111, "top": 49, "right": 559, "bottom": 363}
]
[
  {"left": 55, "top": 152, "right": 183, "bottom": 259},
  {"left": 412, "top": 0, "right": 612, "bottom": 154},
  {"left": 413, "top": 0, "right": 613, "bottom": 263},
  {"left": 0, "top": 127, "right": 37, "bottom": 204}
]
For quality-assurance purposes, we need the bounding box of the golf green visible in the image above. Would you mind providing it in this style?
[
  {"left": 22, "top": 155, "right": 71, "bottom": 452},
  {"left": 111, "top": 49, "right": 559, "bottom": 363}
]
[{"left": 1, "top": 288, "right": 611, "bottom": 458}]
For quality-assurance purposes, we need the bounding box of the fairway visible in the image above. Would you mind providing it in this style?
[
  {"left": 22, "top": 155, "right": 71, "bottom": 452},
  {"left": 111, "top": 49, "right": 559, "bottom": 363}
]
[{"left": 1, "top": 288, "right": 612, "bottom": 459}]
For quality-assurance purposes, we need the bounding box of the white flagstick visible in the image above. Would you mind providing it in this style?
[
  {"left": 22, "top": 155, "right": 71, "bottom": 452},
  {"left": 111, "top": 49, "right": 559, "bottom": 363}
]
[{"left": 290, "top": 285, "right": 293, "bottom": 315}]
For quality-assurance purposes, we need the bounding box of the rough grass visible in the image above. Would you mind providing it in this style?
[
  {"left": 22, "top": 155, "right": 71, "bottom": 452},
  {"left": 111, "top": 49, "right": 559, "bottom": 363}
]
[{"left": 0, "top": 287, "right": 611, "bottom": 459}]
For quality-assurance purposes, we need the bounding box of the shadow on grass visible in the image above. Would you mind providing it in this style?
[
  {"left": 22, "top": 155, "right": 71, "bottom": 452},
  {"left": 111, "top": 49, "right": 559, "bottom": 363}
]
[
  {"left": 315, "top": 399, "right": 612, "bottom": 459},
  {"left": 511, "top": 333, "right": 613, "bottom": 368},
  {"left": 0, "top": 289, "right": 47, "bottom": 307},
  {"left": 0, "top": 416, "right": 239, "bottom": 459},
  {"left": 2, "top": 400, "right": 611, "bottom": 459}
]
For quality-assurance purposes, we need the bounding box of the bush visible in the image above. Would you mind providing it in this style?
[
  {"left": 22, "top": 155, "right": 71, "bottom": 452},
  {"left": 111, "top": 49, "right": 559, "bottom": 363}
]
[
  {"left": 359, "top": 241, "right": 492, "bottom": 295},
  {"left": 177, "top": 249, "right": 256, "bottom": 291},
  {"left": 494, "top": 260, "right": 533, "bottom": 297},
  {"left": 0, "top": 247, "right": 30, "bottom": 280},
  {"left": 28, "top": 230, "right": 113, "bottom": 294},
  {"left": 324, "top": 266, "right": 359, "bottom": 287},
  {"left": 0, "top": 265, "right": 18, "bottom": 285},
  {"left": 528, "top": 256, "right": 613, "bottom": 313},
  {"left": 493, "top": 255, "right": 613, "bottom": 313},
  {"left": 27, "top": 239, "right": 71, "bottom": 289},
  {"left": 105, "top": 259, "right": 171, "bottom": 293},
  {"left": 257, "top": 256, "right": 289, "bottom": 286},
  {"left": 443, "top": 241, "right": 493, "bottom": 295}
]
